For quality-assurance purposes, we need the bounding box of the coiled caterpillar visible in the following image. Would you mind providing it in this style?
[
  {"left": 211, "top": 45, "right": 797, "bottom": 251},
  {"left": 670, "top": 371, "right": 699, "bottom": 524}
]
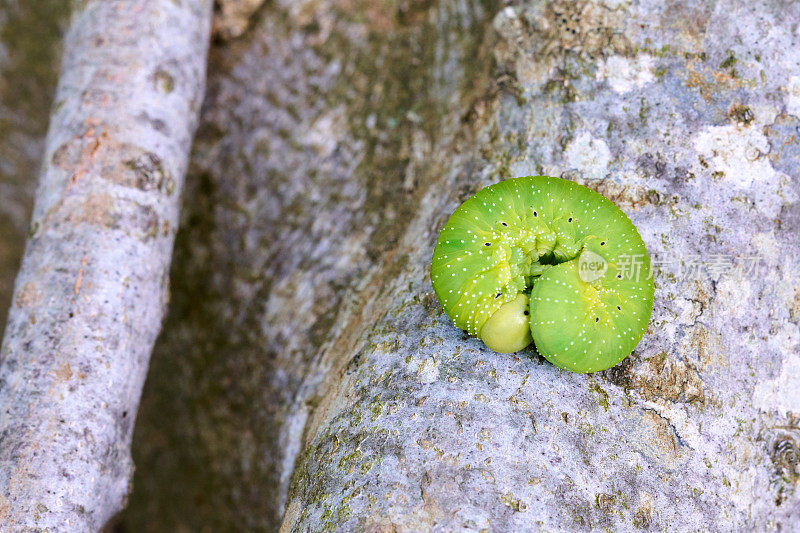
[{"left": 430, "top": 176, "right": 654, "bottom": 373}]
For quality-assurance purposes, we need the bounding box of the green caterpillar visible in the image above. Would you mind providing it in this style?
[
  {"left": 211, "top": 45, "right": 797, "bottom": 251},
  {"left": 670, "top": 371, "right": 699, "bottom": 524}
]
[{"left": 430, "top": 176, "right": 654, "bottom": 373}]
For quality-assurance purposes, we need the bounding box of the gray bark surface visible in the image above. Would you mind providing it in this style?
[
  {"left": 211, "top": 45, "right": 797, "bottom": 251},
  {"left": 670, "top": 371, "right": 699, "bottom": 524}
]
[
  {"left": 0, "top": 0, "right": 211, "bottom": 529},
  {"left": 124, "top": 0, "right": 800, "bottom": 531},
  {"left": 284, "top": 2, "right": 800, "bottom": 530}
]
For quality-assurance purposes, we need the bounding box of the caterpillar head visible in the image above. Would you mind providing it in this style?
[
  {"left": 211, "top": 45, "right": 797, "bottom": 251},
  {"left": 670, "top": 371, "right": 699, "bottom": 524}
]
[
  {"left": 479, "top": 293, "right": 533, "bottom": 353},
  {"left": 430, "top": 176, "right": 654, "bottom": 373}
]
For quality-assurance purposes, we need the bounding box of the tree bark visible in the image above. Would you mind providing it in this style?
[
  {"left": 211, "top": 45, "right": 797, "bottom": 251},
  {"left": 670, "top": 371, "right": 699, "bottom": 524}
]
[
  {"left": 0, "top": 0, "right": 211, "bottom": 529},
  {"left": 282, "top": 1, "right": 800, "bottom": 530},
  {"left": 123, "top": 0, "right": 800, "bottom": 530}
]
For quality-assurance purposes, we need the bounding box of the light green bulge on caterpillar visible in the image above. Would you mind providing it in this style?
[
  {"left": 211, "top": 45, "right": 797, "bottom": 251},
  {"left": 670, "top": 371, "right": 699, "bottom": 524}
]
[{"left": 430, "top": 176, "right": 654, "bottom": 373}]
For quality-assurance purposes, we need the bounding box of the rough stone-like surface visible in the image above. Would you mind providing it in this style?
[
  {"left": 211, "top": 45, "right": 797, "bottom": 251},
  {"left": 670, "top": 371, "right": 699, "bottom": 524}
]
[
  {"left": 282, "top": 0, "right": 800, "bottom": 529},
  {"left": 126, "top": 0, "right": 800, "bottom": 530},
  {"left": 0, "top": 0, "right": 71, "bottom": 340},
  {"left": 0, "top": 1, "right": 212, "bottom": 529}
]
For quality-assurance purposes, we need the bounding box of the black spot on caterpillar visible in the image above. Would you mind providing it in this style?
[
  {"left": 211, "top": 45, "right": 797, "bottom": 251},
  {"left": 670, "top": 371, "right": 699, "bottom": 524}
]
[{"left": 430, "top": 176, "right": 655, "bottom": 373}]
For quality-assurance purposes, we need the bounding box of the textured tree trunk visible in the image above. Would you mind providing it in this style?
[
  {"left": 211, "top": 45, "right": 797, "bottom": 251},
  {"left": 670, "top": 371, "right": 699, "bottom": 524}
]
[
  {"left": 123, "top": 0, "right": 800, "bottom": 531},
  {"left": 281, "top": 1, "right": 800, "bottom": 530},
  {"left": 0, "top": 0, "right": 211, "bottom": 529}
]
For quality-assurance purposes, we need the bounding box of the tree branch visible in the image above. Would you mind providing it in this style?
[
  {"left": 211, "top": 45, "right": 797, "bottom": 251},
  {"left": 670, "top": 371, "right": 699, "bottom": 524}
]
[{"left": 0, "top": 0, "right": 212, "bottom": 529}]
